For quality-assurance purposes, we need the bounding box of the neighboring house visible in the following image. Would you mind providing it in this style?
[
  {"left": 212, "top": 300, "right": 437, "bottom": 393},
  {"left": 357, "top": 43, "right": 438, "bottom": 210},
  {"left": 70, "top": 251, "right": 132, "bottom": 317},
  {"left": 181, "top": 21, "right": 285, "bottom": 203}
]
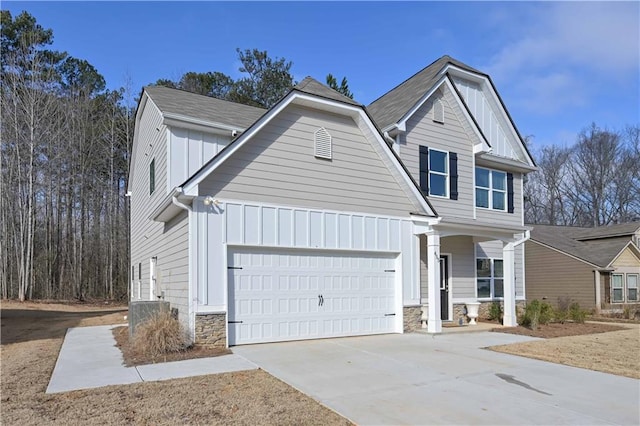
[
  {"left": 129, "top": 55, "right": 536, "bottom": 347},
  {"left": 526, "top": 223, "right": 640, "bottom": 312}
]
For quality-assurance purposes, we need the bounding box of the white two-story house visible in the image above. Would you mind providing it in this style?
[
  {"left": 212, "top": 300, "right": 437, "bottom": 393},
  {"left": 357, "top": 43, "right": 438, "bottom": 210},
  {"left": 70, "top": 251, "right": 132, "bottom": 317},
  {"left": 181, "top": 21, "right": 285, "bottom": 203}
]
[{"left": 129, "top": 56, "right": 536, "bottom": 347}]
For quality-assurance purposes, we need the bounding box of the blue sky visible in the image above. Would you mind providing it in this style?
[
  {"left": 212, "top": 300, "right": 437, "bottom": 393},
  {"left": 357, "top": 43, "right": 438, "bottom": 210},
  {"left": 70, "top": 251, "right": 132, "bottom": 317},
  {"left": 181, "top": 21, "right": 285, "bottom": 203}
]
[{"left": 4, "top": 1, "right": 639, "bottom": 152}]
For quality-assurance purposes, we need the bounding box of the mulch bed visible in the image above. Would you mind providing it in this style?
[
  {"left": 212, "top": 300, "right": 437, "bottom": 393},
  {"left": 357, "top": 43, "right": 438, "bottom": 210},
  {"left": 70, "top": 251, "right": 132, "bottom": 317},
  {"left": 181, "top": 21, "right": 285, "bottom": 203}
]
[
  {"left": 112, "top": 326, "right": 231, "bottom": 367},
  {"left": 491, "top": 322, "right": 627, "bottom": 338}
]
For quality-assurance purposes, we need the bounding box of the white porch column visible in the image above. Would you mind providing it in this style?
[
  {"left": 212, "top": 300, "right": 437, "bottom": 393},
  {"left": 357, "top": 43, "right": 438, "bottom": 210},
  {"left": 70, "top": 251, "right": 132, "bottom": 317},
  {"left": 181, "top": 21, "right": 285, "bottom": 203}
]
[
  {"left": 427, "top": 232, "right": 442, "bottom": 333},
  {"left": 503, "top": 242, "right": 517, "bottom": 326}
]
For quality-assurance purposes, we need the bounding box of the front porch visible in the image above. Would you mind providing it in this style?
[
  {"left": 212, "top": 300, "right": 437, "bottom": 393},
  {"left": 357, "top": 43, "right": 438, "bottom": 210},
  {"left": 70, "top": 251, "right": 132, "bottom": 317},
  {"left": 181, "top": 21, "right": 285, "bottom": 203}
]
[{"left": 411, "top": 216, "right": 530, "bottom": 333}]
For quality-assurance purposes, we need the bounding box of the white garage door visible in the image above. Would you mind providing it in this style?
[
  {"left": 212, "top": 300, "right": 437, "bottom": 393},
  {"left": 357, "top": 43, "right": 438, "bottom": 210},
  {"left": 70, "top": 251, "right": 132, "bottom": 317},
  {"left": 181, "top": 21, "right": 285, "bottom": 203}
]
[{"left": 228, "top": 247, "right": 397, "bottom": 345}]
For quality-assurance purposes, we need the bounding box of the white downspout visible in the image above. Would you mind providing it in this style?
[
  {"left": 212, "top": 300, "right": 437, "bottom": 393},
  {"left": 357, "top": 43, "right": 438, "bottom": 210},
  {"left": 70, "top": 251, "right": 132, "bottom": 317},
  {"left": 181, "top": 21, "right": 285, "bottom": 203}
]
[
  {"left": 171, "top": 189, "right": 195, "bottom": 341},
  {"left": 513, "top": 230, "right": 530, "bottom": 247}
]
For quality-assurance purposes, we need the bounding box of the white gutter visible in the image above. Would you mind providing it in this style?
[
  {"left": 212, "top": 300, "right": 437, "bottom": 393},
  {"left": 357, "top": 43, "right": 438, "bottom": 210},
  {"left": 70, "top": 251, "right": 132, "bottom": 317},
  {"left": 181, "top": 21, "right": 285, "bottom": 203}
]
[
  {"left": 172, "top": 188, "right": 192, "bottom": 213},
  {"left": 513, "top": 230, "right": 530, "bottom": 246}
]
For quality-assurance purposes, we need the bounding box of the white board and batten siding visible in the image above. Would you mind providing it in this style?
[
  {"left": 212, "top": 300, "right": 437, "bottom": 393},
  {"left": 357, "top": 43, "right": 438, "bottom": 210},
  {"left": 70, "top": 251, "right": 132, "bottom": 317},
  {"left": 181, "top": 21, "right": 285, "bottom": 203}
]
[
  {"left": 167, "top": 128, "right": 231, "bottom": 190},
  {"left": 191, "top": 200, "right": 421, "bottom": 342},
  {"left": 452, "top": 76, "right": 526, "bottom": 163}
]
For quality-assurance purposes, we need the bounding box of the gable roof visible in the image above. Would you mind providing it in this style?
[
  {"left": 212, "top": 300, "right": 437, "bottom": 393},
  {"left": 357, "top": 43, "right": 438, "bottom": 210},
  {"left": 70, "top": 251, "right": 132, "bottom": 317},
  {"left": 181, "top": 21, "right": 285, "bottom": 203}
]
[
  {"left": 143, "top": 85, "right": 266, "bottom": 130},
  {"left": 571, "top": 222, "right": 640, "bottom": 241},
  {"left": 295, "top": 77, "right": 361, "bottom": 106},
  {"left": 176, "top": 77, "right": 437, "bottom": 218},
  {"left": 367, "top": 55, "right": 481, "bottom": 131},
  {"left": 529, "top": 224, "right": 640, "bottom": 268}
]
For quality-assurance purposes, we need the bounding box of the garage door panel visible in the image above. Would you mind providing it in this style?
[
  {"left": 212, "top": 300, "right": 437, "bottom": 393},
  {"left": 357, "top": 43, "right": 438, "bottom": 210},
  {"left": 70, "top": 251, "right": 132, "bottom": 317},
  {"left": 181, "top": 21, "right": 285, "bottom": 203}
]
[{"left": 228, "top": 248, "right": 397, "bottom": 345}]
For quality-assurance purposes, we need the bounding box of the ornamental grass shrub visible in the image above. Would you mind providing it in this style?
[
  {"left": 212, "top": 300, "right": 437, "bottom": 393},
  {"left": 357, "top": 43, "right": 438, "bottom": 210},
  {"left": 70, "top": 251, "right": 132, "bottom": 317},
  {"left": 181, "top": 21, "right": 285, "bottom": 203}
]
[
  {"left": 519, "top": 299, "right": 553, "bottom": 330},
  {"left": 131, "top": 310, "right": 189, "bottom": 358}
]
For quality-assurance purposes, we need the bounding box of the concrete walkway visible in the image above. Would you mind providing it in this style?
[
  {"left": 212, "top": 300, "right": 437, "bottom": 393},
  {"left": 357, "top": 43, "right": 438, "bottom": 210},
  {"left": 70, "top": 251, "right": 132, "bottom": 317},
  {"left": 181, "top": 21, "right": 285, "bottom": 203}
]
[
  {"left": 46, "top": 325, "right": 257, "bottom": 394},
  {"left": 234, "top": 332, "right": 640, "bottom": 425}
]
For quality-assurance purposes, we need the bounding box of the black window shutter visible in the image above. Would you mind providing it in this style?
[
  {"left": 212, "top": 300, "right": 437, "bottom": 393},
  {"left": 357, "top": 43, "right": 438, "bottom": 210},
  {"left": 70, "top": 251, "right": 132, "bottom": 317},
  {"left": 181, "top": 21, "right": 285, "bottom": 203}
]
[
  {"left": 419, "top": 146, "right": 429, "bottom": 194},
  {"left": 507, "top": 173, "right": 514, "bottom": 213},
  {"left": 449, "top": 152, "right": 458, "bottom": 200}
]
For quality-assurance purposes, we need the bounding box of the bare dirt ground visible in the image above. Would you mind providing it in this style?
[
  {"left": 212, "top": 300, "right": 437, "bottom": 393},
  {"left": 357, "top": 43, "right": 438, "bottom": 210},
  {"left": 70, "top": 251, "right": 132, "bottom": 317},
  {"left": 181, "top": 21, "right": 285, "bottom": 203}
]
[
  {"left": 490, "top": 322, "right": 640, "bottom": 379},
  {"left": 1, "top": 300, "right": 350, "bottom": 425}
]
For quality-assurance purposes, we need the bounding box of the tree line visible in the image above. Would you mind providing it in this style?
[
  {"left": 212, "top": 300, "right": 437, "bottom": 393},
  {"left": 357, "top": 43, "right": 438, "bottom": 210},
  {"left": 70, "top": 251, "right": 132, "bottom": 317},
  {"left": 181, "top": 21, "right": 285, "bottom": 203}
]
[
  {"left": 524, "top": 124, "right": 639, "bottom": 226},
  {"left": 1, "top": 10, "right": 636, "bottom": 302}
]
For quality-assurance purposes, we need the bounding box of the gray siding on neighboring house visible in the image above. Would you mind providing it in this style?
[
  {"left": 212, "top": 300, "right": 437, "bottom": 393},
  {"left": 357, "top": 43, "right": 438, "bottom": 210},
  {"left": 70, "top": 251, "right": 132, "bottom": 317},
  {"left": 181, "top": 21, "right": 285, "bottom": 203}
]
[
  {"left": 130, "top": 99, "right": 190, "bottom": 329},
  {"left": 525, "top": 240, "right": 596, "bottom": 309},
  {"left": 198, "top": 105, "right": 419, "bottom": 217},
  {"left": 402, "top": 86, "right": 475, "bottom": 222}
]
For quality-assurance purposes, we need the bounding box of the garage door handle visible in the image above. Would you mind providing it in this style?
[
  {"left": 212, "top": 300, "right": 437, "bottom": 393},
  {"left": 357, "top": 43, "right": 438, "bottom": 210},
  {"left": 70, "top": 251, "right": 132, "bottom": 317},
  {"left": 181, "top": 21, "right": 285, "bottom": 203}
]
[{"left": 318, "top": 294, "right": 324, "bottom": 307}]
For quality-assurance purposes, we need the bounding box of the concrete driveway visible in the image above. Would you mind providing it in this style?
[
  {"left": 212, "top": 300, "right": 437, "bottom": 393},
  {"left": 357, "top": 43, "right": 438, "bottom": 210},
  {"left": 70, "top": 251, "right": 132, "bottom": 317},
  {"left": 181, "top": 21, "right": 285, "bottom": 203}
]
[{"left": 234, "top": 332, "right": 639, "bottom": 425}]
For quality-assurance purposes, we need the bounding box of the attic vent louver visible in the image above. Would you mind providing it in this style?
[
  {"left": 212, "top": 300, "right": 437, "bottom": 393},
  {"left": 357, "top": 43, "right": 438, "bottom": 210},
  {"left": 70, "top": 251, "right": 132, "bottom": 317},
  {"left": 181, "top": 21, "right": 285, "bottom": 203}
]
[
  {"left": 314, "top": 127, "right": 332, "bottom": 160},
  {"left": 433, "top": 99, "right": 444, "bottom": 124}
]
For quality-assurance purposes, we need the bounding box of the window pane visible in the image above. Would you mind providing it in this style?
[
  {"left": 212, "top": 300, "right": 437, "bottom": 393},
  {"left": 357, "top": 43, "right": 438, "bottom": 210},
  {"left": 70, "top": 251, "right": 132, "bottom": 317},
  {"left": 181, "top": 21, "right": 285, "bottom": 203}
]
[
  {"left": 492, "top": 171, "right": 506, "bottom": 190},
  {"left": 628, "top": 275, "right": 638, "bottom": 302},
  {"left": 476, "top": 189, "right": 489, "bottom": 208},
  {"left": 494, "top": 260, "right": 503, "bottom": 278},
  {"left": 494, "top": 279, "right": 504, "bottom": 298},
  {"left": 476, "top": 168, "right": 490, "bottom": 188},
  {"left": 492, "top": 191, "right": 505, "bottom": 210},
  {"left": 612, "top": 274, "right": 623, "bottom": 288},
  {"left": 429, "top": 150, "right": 447, "bottom": 173},
  {"left": 477, "top": 259, "right": 491, "bottom": 277},
  {"left": 613, "top": 288, "right": 624, "bottom": 302},
  {"left": 429, "top": 174, "right": 447, "bottom": 197},
  {"left": 477, "top": 279, "right": 491, "bottom": 298}
]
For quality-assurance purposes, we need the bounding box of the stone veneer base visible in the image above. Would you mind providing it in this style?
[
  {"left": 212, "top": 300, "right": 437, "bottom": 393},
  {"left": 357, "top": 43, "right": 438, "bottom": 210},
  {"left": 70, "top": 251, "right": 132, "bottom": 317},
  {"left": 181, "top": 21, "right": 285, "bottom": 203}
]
[{"left": 194, "top": 313, "right": 226, "bottom": 348}]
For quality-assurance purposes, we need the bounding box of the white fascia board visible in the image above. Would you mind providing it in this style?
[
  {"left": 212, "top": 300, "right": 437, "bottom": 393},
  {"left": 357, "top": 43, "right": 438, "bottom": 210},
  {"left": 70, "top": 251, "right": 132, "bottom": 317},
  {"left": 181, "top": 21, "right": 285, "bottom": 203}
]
[
  {"left": 476, "top": 153, "right": 538, "bottom": 173},
  {"left": 354, "top": 109, "right": 437, "bottom": 218},
  {"left": 395, "top": 76, "right": 490, "bottom": 153},
  {"left": 443, "top": 65, "right": 536, "bottom": 168},
  {"left": 183, "top": 91, "right": 437, "bottom": 218},
  {"left": 606, "top": 241, "right": 640, "bottom": 269},
  {"left": 182, "top": 91, "right": 298, "bottom": 194}
]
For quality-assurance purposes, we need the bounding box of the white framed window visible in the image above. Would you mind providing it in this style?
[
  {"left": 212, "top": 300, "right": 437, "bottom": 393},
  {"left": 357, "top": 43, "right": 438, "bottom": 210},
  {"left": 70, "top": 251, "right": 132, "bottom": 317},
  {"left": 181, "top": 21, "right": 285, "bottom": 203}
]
[
  {"left": 612, "top": 274, "right": 624, "bottom": 303},
  {"left": 627, "top": 274, "right": 638, "bottom": 302},
  {"left": 476, "top": 167, "right": 506, "bottom": 210},
  {"left": 429, "top": 148, "right": 449, "bottom": 198},
  {"left": 476, "top": 258, "right": 503, "bottom": 299}
]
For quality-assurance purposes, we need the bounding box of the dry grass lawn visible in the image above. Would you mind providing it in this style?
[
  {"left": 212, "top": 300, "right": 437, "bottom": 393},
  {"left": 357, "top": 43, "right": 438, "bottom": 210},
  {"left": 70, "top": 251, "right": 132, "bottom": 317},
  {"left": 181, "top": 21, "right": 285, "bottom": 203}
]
[
  {"left": 1, "top": 300, "right": 350, "bottom": 425},
  {"left": 490, "top": 325, "right": 640, "bottom": 379}
]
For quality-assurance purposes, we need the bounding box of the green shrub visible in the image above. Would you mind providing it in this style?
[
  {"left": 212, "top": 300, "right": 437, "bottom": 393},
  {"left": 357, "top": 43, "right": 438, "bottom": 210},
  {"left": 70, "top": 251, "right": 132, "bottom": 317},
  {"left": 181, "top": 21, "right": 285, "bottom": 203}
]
[
  {"left": 519, "top": 300, "right": 553, "bottom": 330},
  {"left": 569, "top": 302, "right": 587, "bottom": 323},
  {"left": 488, "top": 301, "right": 503, "bottom": 322}
]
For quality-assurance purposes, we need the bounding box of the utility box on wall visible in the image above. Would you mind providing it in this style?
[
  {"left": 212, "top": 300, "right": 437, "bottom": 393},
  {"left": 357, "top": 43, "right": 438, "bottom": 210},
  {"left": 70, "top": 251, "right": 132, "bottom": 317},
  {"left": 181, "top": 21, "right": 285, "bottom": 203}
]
[{"left": 128, "top": 300, "right": 170, "bottom": 336}]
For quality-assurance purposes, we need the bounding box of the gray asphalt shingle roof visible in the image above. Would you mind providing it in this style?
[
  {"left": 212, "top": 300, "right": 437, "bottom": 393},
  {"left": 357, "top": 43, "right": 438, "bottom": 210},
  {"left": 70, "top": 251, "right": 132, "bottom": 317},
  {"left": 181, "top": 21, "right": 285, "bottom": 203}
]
[
  {"left": 294, "top": 77, "right": 361, "bottom": 106},
  {"left": 367, "top": 55, "right": 481, "bottom": 131},
  {"left": 144, "top": 85, "right": 266, "bottom": 130},
  {"left": 530, "top": 224, "right": 640, "bottom": 268}
]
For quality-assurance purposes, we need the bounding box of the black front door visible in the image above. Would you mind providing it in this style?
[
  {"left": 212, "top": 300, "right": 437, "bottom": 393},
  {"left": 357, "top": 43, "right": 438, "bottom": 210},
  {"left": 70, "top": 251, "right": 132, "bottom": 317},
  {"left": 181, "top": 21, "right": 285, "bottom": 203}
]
[{"left": 440, "top": 255, "right": 449, "bottom": 320}]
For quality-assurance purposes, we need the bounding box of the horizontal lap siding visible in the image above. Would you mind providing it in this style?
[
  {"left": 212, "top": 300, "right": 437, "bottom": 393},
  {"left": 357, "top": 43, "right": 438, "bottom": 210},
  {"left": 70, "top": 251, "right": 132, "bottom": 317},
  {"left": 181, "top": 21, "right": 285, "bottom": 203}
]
[
  {"left": 403, "top": 87, "right": 475, "bottom": 221},
  {"left": 156, "top": 212, "right": 190, "bottom": 326},
  {"left": 444, "top": 237, "right": 475, "bottom": 300},
  {"left": 198, "top": 105, "right": 417, "bottom": 217},
  {"left": 612, "top": 247, "right": 640, "bottom": 268},
  {"left": 525, "top": 241, "right": 596, "bottom": 309},
  {"left": 131, "top": 102, "right": 168, "bottom": 300},
  {"left": 474, "top": 172, "right": 523, "bottom": 228},
  {"left": 131, "top": 101, "right": 190, "bottom": 327}
]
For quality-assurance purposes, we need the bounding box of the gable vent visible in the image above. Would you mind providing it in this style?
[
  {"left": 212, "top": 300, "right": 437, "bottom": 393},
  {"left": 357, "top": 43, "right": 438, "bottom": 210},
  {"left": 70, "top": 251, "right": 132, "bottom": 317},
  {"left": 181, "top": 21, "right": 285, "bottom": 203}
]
[
  {"left": 314, "top": 127, "right": 332, "bottom": 160},
  {"left": 433, "top": 99, "right": 444, "bottom": 124}
]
